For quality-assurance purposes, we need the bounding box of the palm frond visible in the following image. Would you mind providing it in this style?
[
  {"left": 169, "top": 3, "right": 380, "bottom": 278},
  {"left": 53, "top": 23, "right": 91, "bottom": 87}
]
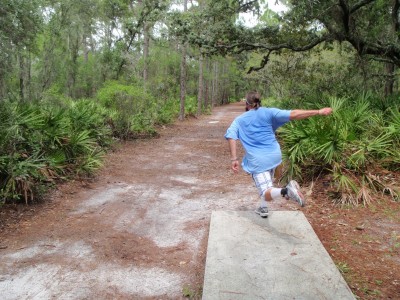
[
  {"left": 76, "top": 148, "right": 104, "bottom": 175},
  {"left": 357, "top": 184, "right": 373, "bottom": 206}
]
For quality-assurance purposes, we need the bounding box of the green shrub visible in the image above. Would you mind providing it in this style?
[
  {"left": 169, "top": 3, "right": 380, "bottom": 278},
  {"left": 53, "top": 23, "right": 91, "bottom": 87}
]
[
  {"left": 0, "top": 99, "right": 111, "bottom": 204},
  {"left": 185, "top": 96, "right": 198, "bottom": 116},
  {"left": 96, "top": 81, "right": 159, "bottom": 138},
  {"left": 156, "top": 97, "right": 179, "bottom": 124},
  {"left": 0, "top": 82, "right": 199, "bottom": 204},
  {"left": 0, "top": 154, "right": 46, "bottom": 204},
  {"left": 280, "top": 95, "right": 400, "bottom": 206},
  {"left": 67, "top": 99, "right": 113, "bottom": 147}
]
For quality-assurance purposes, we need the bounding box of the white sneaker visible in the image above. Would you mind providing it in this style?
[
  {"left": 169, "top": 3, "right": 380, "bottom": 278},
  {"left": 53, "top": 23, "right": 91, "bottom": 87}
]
[
  {"left": 286, "top": 180, "right": 305, "bottom": 207},
  {"left": 255, "top": 206, "right": 269, "bottom": 218}
]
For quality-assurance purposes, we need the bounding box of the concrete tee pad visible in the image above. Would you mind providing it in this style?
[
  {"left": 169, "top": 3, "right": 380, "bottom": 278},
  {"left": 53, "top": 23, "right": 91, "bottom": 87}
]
[{"left": 202, "top": 211, "right": 355, "bottom": 300}]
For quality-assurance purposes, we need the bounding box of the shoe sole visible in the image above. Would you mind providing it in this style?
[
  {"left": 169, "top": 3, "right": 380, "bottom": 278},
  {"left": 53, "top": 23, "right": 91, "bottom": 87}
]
[
  {"left": 288, "top": 180, "right": 306, "bottom": 207},
  {"left": 254, "top": 209, "right": 269, "bottom": 218},
  {"left": 287, "top": 186, "right": 305, "bottom": 207},
  {"left": 296, "top": 191, "right": 305, "bottom": 207}
]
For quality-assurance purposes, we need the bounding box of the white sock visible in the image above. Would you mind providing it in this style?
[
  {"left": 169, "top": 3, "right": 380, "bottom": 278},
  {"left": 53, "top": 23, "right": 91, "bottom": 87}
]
[
  {"left": 260, "top": 197, "right": 267, "bottom": 208},
  {"left": 270, "top": 188, "right": 283, "bottom": 200},
  {"left": 261, "top": 188, "right": 283, "bottom": 207}
]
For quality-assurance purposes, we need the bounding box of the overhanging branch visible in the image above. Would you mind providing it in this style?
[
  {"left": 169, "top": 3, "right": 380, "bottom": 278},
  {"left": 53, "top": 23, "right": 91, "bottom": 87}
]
[
  {"left": 246, "top": 36, "right": 330, "bottom": 72},
  {"left": 247, "top": 51, "right": 271, "bottom": 73},
  {"left": 350, "top": 0, "right": 376, "bottom": 14},
  {"left": 238, "top": 0, "right": 259, "bottom": 13},
  {"left": 214, "top": 35, "right": 329, "bottom": 54}
]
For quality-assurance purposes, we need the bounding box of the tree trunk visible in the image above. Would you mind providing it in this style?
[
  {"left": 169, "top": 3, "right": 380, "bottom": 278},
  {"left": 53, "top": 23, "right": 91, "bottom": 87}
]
[
  {"left": 179, "top": 45, "right": 187, "bottom": 121},
  {"left": 41, "top": 39, "right": 53, "bottom": 92},
  {"left": 384, "top": 63, "right": 395, "bottom": 97},
  {"left": 18, "top": 49, "right": 24, "bottom": 101},
  {"left": 83, "top": 34, "right": 89, "bottom": 63},
  {"left": 385, "top": 0, "right": 399, "bottom": 97},
  {"left": 179, "top": 0, "right": 188, "bottom": 121},
  {"left": 67, "top": 35, "right": 79, "bottom": 98},
  {"left": 205, "top": 57, "right": 210, "bottom": 108},
  {"left": 27, "top": 51, "right": 31, "bottom": 101},
  {"left": 212, "top": 60, "right": 218, "bottom": 108},
  {"left": 143, "top": 22, "right": 150, "bottom": 85},
  {"left": 222, "top": 61, "right": 228, "bottom": 104},
  {"left": 197, "top": 52, "right": 204, "bottom": 116}
]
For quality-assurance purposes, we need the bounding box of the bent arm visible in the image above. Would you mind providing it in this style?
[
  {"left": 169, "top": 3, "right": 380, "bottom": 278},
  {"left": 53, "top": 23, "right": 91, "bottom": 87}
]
[{"left": 289, "top": 107, "right": 332, "bottom": 120}]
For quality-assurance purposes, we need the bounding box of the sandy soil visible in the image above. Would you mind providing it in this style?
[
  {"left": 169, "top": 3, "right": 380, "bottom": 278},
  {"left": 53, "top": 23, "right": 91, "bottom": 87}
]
[{"left": 0, "top": 102, "right": 399, "bottom": 299}]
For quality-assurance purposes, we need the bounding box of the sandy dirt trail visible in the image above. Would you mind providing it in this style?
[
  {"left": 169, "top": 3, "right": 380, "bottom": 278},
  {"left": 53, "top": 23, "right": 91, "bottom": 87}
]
[{"left": 0, "top": 102, "right": 298, "bottom": 299}]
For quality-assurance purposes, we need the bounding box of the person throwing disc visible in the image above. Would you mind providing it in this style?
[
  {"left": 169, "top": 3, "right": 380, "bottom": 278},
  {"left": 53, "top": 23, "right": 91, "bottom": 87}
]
[{"left": 225, "top": 91, "right": 333, "bottom": 218}]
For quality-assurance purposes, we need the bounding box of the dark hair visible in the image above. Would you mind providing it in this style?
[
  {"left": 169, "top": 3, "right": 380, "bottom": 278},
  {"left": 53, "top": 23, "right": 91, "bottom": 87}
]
[{"left": 245, "top": 91, "right": 261, "bottom": 110}]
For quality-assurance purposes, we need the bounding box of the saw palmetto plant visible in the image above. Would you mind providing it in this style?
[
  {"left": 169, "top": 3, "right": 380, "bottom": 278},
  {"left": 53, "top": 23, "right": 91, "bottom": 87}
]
[
  {"left": 280, "top": 95, "right": 399, "bottom": 206},
  {"left": 0, "top": 100, "right": 112, "bottom": 204}
]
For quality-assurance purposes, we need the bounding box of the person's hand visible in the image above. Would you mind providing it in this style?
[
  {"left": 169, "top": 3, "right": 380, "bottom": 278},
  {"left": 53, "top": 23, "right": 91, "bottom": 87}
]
[
  {"left": 319, "top": 107, "right": 333, "bottom": 116},
  {"left": 231, "top": 160, "right": 239, "bottom": 173}
]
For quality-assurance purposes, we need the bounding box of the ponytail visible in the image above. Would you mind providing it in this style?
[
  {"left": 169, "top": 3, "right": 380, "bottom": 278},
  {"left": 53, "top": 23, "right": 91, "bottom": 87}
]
[{"left": 245, "top": 91, "right": 262, "bottom": 110}]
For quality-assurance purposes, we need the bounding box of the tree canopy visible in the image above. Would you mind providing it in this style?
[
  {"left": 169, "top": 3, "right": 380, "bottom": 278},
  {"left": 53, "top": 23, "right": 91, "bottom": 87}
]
[{"left": 182, "top": 0, "right": 400, "bottom": 73}]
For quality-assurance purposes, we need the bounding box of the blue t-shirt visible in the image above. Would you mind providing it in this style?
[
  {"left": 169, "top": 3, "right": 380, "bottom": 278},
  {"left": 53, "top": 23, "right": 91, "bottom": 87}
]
[{"left": 224, "top": 107, "right": 291, "bottom": 174}]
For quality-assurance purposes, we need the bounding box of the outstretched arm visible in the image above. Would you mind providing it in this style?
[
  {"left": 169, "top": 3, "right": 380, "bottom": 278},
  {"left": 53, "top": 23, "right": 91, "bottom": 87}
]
[
  {"left": 289, "top": 107, "right": 332, "bottom": 120},
  {"left": 228, "top": 138, "right": 239, "bottom": 173}
]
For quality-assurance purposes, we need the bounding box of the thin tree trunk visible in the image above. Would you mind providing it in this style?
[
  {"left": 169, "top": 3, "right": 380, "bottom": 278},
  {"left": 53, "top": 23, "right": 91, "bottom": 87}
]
[
  {"left": 143, "top": 22, "right": 150, "bottom": 85},
  {"left": 205, "top": 57, "right": 210, "bottom": 108},
  {"left": 385, "top": 0, "right": 399, "bottom": 97},
  {"left": 41, "top": 39, "right": 54, "bottom": 92},
  {"left": 67, "top": 36, "right": 79, "bottom": 98},
  {"left": 18, "top": 49, "right": 24, "bottom": 101},
  {"left": 197, "top": 52, "right": 204, "bottom": 116},
  {"left": 222, "top": 62, "right": 227, "bottom": 104},
  {"left": 179, "top": 45, "right": 187, "bottom": 120},
  {"left": 83, "top": 34, "right": 89, "bottom": 63},
  {"left": 223, "top": 61, "right": 229, "bottom": 104},
  {"left": 384, "top": 63, "right": 395, "bottom": 97},
  {"left": 179, "top": 0, "right": 188, "bottom": 121},
  {"left": 27, "top": 51, "right": 31, "bottom": 100},
  {"left": 212, "top": 60, "right": 218, "bottom": 108}
]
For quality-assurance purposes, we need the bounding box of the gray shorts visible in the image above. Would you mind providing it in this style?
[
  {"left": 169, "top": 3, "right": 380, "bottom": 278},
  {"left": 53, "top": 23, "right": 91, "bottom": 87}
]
[{"left": 252, "top": 169, "right": 275, "bottom": 197}]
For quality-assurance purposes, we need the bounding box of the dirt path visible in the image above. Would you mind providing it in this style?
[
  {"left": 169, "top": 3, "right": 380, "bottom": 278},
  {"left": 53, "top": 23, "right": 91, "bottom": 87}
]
[
  {"left": 2, "top": 102, "right": 399, "bottom": 299},
  {"left": 0, "top": 102, "right": 301, "bottom": 299}
]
